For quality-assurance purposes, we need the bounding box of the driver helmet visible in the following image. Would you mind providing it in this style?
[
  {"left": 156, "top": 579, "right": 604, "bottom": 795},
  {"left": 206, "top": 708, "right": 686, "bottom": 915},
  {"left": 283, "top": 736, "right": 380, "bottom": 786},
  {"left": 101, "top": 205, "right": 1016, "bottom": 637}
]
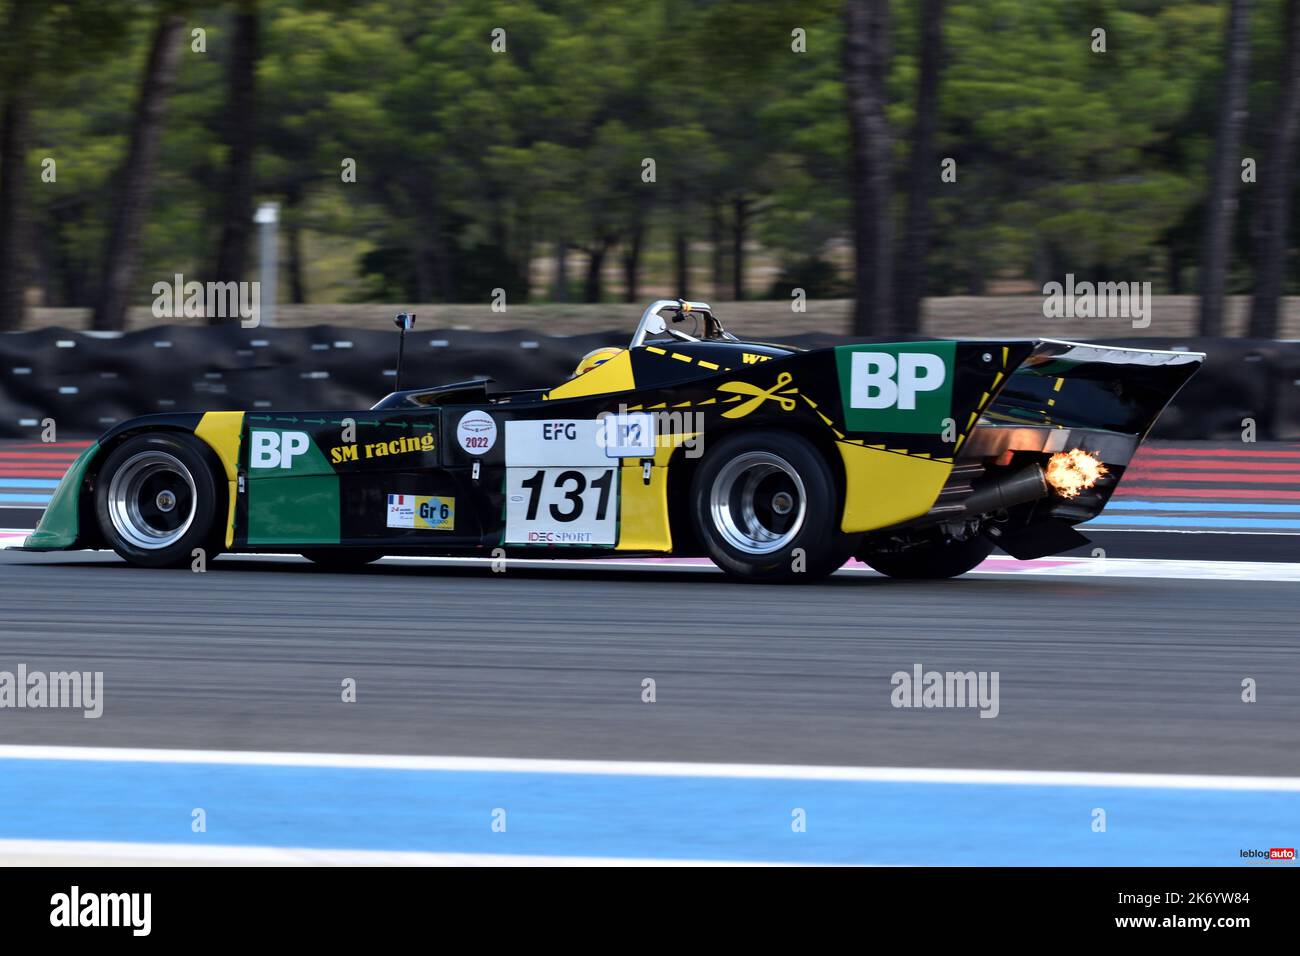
[{"left": 572, "top": 346, "right": 624, "bottom": 378}]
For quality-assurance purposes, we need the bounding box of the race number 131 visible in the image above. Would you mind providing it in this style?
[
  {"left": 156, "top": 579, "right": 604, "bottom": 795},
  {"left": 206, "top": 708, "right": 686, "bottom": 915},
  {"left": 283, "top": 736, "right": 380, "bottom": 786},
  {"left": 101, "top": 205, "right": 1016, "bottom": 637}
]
[{"left": 506, "top": 467, "right": 618, "bottom": 545}]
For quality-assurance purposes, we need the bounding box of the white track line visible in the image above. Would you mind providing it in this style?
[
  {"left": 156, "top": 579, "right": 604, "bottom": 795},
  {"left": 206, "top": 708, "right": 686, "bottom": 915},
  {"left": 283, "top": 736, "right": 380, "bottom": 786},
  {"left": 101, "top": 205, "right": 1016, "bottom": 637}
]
[
  {"left": 969, "top": 555, "right": 1300, "bottom": 581},
  {"left": 0, "top": 839, "right": 781, "bottom": 868},
  {"left": 2, "top": 744, "right": 1299, "bottom": 791}
]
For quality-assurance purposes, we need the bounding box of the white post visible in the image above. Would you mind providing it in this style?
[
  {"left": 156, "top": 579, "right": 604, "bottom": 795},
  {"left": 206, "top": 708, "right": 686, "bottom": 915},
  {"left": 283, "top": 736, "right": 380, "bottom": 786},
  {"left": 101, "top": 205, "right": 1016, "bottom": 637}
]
[{"left": 254, "top": 202, "right": 279, "bottom": 327}]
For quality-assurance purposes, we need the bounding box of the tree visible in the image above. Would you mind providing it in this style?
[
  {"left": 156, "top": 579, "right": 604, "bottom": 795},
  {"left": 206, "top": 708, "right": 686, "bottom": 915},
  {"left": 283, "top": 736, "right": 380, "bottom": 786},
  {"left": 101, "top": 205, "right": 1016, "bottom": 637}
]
[
  {"left": 844, "top": 0, "right": 892, "bottom": 335},
  {"left": 0, "top": 0, "right": 36, "bottom": 330},
  {"left": 209, "top": 0, "right": 261, "bottom": 315},
  {"left": 1197, "top": 0, "right": 1252, "bottom": 336},
  {"left": 93, "top": 9, "right": 187, "bottom": 331},
  {"left": 1249, "top": 0, "right": 1300, "bottom": 338},
  {"left": 895, "top": 0, "right": 945, "bottom": 336},
  {"left": 9, "top": 0, "right": 1297, "bottom": 326}
]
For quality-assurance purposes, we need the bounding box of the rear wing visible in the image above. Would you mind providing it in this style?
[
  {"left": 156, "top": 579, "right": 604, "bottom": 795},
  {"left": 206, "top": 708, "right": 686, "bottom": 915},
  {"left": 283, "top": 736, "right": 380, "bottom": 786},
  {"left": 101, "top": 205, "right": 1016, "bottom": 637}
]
[{"left": 983, "top": 339, "right": 1204, "bottom": 440}]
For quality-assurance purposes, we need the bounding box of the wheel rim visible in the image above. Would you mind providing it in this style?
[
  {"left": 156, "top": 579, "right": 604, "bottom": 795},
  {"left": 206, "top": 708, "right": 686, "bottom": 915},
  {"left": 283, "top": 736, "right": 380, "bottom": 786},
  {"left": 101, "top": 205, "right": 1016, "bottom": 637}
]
[
  {"left": 106, "top": 450, "right": 197, "bottom": 550},
  {"left": 709, "top": 450, "right": 807, "bottom": 555}
]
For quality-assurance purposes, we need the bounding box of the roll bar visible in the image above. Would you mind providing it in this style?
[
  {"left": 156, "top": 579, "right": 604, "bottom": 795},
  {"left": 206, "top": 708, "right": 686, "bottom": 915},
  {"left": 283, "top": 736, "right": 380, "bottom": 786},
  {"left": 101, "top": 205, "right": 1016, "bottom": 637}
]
[{"left": 629, "top": 299, "right": 720, "bottom": 348}]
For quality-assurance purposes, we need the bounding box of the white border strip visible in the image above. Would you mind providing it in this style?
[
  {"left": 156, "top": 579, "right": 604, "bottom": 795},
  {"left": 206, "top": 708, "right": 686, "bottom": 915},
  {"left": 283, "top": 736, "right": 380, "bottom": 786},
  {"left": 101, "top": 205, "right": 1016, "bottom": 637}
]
[
  {"left": 0, "top": 839, "right": 786, "bottom": 867},
  {"left": 2, "top": 744, "right": 1299, "bottom": 791}
]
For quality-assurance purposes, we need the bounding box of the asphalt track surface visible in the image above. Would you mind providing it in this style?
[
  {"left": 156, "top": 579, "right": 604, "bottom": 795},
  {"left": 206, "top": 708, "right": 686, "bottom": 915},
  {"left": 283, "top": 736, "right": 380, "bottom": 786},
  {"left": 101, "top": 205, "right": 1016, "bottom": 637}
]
[{"left": 2, "top": 548, "right": 1296, "bottom": 777}]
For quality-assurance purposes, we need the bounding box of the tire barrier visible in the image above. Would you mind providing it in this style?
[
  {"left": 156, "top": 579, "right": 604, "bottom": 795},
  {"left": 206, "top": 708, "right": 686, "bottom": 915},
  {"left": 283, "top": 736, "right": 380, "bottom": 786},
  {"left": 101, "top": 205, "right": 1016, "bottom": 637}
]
[{"left": 0, "top": 324, "right": 1294, "bottom": 440}]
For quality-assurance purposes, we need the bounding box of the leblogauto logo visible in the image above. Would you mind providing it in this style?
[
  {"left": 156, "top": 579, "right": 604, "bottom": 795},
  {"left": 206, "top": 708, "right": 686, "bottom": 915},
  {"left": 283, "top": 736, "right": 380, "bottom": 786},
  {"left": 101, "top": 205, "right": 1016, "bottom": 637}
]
[{"left": 1239, "top": 847, "right": 1294, "bottom": 861}]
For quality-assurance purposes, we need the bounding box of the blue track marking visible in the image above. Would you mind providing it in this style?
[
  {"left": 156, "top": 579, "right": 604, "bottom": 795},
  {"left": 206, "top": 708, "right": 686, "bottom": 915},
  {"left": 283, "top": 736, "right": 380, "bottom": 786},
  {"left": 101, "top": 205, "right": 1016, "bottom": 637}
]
[
  {"left": 0, "top": 479, "right": 60, "bottom": 489},
  {"left": 0, "top": 493, "right": 52, "bottom": 504},
  {"left": 1085, "top": 515, "right": 1300, "bottom": 529},
  {"left": 0, "top": 757, "right": 1294, "bottom": 865}
]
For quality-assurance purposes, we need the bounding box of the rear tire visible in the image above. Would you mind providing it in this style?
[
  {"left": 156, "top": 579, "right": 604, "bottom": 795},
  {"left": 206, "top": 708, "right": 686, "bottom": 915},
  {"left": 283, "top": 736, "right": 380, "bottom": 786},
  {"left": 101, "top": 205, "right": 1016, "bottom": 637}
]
[
  {"left": 690, "top": 430, "right": 858, "bottom": 582},
  {"left": 300, "top": 548, "right": 385, "bottom": 568},
  {"left": 94, "top": 432, "right": 222, "bottom": 568},
  {"left": 861, "top": 533, "right": 994, "bottom": 579}
]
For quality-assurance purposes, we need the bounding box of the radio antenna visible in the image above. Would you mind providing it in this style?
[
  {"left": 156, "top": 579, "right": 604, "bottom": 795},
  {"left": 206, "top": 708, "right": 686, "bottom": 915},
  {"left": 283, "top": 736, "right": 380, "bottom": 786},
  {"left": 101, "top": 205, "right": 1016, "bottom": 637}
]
[{"left": 393, "top": 312, "right": 416, "bottom": 391}]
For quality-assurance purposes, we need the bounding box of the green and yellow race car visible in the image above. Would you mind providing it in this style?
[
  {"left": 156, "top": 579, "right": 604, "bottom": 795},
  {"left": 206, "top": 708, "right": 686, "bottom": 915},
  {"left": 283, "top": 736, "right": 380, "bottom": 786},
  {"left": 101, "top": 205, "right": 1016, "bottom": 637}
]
[{"left": 21, "top": 299, "right": 1202, "bottom": 581}]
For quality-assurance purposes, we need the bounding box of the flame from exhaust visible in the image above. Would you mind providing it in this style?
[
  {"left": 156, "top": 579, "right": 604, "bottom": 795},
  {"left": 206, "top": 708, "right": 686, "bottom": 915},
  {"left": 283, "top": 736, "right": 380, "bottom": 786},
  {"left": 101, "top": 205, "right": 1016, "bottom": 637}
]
[{"left": 1045, "top": 449, "right": 1109, "bottom": 499}]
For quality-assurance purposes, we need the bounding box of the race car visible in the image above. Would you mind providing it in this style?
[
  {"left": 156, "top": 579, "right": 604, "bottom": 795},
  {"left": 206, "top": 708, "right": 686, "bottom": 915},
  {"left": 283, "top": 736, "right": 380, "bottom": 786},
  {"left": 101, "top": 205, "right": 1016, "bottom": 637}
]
[{"left": 21, "top": 299, "right": 1203, "bottom": 581}]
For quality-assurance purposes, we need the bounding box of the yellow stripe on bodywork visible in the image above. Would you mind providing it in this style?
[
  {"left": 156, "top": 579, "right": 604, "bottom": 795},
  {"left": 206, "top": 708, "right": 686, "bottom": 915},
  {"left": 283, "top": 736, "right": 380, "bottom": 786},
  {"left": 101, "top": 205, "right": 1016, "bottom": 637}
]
[
  {"left": 545, "top": 350, "right": 635, "bottom": 400},
  {"left": 837, "top": 442, "right": 953, "bottom": 533},
  {"left": 616, "top": 432, "right": 699, "bottom": 552},
  {"left": 194, "top": 411, "right": 245, "bottom": 548}
]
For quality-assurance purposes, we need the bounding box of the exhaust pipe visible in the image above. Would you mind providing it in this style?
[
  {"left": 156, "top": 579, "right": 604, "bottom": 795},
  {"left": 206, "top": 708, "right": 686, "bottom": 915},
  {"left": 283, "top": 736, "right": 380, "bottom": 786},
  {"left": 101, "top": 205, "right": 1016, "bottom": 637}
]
[{"left": 962, "top": 463, "right": 1049, "bottom": 515}]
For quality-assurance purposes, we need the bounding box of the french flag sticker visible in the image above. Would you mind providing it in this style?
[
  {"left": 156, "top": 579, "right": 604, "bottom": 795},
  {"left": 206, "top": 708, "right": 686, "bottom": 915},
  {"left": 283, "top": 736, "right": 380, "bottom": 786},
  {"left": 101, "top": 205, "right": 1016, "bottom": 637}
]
[{"left": 387, "top": 493, "right": 414, "bottom": 528}]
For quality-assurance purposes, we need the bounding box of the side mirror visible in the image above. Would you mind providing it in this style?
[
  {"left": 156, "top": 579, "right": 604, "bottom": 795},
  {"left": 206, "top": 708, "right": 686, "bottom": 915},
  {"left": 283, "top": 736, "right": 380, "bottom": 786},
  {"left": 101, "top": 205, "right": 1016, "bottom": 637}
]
[{"left": 394, "top": 312, "right": 416, "bottom": 330}]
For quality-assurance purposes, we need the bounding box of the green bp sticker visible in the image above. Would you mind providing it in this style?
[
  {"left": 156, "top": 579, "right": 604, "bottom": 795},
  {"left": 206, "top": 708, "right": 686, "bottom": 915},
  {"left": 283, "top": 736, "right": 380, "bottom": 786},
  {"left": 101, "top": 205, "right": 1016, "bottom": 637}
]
[
  {"left": 835, "top": 342, "right": 955, "bottom": 434},
  {"left": 248, "top": 427, "right": 333, "bottom": 474}
]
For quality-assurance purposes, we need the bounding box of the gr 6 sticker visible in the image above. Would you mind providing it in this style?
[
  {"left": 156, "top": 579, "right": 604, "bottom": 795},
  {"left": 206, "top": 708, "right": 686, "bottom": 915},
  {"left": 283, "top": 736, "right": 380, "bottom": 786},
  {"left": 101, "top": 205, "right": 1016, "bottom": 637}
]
[
  {"left": 386, "top": 493, "right": 455, "bottom": 530},
  {"left": 835, "top": 342, "right": 954, "bottom": 434},
  {"left": 504, "top": 467, "right": 617, "bottom": 545},
  {"left": 456, "top": 410, "right": 497, "bottom": 455}
]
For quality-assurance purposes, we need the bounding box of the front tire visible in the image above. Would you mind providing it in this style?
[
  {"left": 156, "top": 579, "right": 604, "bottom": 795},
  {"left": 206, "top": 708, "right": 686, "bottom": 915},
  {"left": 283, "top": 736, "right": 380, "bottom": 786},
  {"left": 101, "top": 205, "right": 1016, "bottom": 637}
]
[
  {"left": 690, "top": 431, "right": 858, "bottom": 582},
  {"left": 94, "top": 432, "right": 222, "bottom": 568}
]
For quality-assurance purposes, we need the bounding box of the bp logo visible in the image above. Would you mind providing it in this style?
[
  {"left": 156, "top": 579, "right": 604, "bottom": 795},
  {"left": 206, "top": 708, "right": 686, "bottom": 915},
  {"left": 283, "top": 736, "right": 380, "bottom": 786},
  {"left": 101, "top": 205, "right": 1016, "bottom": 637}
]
[
  {"left": 250, "top": 429, "right": 311, "bottom": 469},
  {"left": 835, "top": 342, "right": 954, "bottom": 434},
  {"left": 248, "top": 428, "right": 332, "bottom": 475}
]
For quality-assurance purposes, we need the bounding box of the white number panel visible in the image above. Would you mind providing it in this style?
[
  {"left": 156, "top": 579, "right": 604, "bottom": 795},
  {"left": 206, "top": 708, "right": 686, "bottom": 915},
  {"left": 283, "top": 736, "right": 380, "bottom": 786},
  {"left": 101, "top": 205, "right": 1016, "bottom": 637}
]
[
  {"left": 600, "top": 412, "right": 656, "bottom": 458},
  {"left": 505, "top": 419, "right": 607, "bottom": 467},
  {"left": 505, "top": 466, "right": 618, "bottom": 546}
]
